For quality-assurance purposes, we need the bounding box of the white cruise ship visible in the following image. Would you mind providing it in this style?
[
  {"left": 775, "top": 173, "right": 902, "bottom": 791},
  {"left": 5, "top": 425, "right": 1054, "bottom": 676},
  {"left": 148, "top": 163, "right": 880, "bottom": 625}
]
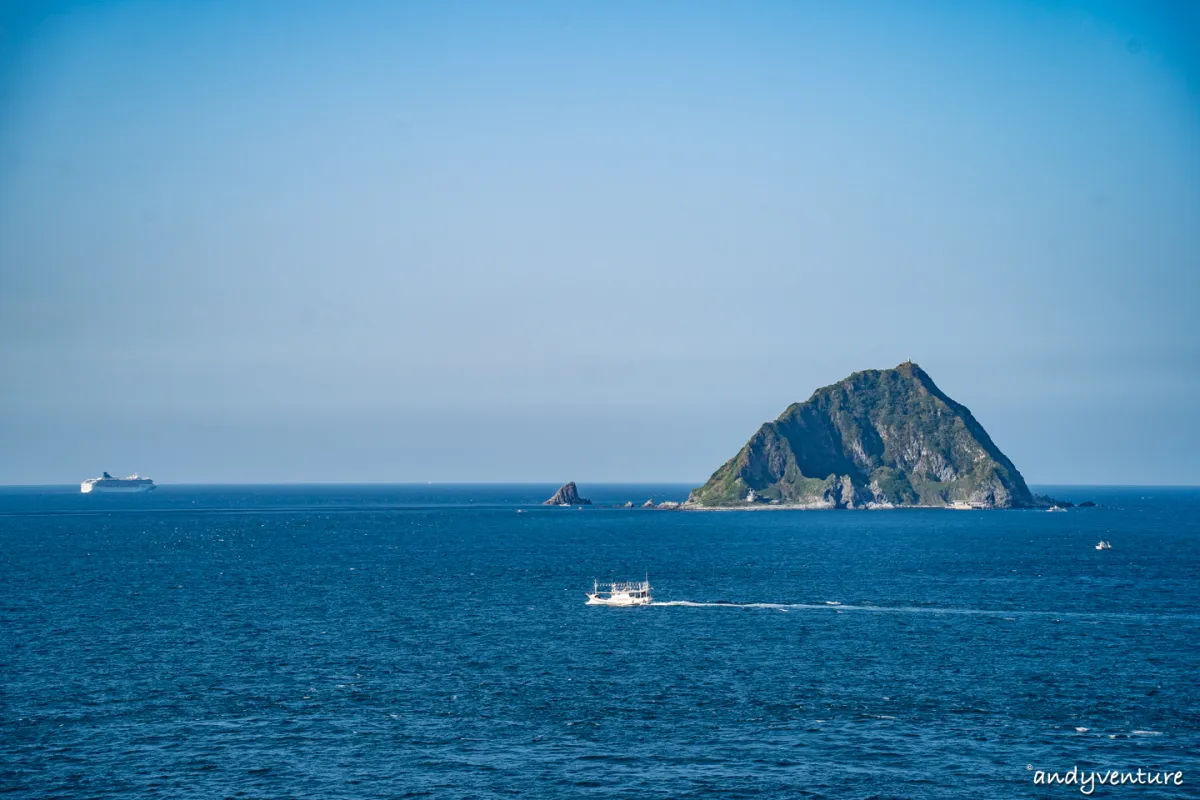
[{"left": 80, "top": 472, "right": 156, "bottom": 493}]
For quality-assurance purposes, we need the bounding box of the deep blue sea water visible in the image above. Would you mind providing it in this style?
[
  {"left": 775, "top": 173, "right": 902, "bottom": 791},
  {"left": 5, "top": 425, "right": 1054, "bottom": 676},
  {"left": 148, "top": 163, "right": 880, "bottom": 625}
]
[{"left": 2, "top": 485, "right": 1198, "bottom": 799}]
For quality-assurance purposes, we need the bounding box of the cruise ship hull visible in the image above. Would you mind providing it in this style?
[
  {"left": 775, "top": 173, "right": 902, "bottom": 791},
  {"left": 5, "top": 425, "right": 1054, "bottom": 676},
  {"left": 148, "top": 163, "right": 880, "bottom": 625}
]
[{"left": 80, "top": 481, "right": 155, "bottom": 493}]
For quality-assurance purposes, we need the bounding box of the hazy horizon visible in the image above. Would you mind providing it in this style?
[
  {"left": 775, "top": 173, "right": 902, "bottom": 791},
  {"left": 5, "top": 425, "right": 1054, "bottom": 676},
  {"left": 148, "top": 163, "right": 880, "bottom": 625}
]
[
  {"left": 2, "top": 1, "right": 1198, "bottom": 485},
  {"left": 6, "top": 481, "right": 1199, "bottom": 489}
]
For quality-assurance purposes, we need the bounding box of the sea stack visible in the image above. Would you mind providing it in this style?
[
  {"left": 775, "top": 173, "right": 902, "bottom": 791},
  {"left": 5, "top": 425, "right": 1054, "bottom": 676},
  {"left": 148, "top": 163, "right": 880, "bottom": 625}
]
[
  {"left": 687, "top": 362, "right": 1037, "bottom": 509},
  {"left": 544, "top": 481, "right": 591, "bottom": 506}
]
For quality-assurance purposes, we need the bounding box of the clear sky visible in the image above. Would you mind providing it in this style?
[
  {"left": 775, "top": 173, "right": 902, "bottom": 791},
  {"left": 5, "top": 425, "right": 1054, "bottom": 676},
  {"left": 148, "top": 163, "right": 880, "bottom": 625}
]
[{"left": 1, "top": 0, "right": 1197, "bottom": 485}]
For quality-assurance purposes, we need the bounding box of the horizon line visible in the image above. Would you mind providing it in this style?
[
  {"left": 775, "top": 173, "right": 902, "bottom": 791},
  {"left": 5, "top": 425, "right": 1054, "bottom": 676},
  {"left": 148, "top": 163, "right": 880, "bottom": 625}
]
[{"left": 2, "top": 481, "right": 1199, "bottom": 489}]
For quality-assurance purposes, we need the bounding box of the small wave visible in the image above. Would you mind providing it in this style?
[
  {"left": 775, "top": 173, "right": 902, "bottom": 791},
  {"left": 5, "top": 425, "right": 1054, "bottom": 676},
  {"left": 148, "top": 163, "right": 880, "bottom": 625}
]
[
  {"left": 1132, "top": 730, "right": 1162, "bottom": 736},
  {"left": 1075, "top": 727, "right": 1089, "bottom": 733}
]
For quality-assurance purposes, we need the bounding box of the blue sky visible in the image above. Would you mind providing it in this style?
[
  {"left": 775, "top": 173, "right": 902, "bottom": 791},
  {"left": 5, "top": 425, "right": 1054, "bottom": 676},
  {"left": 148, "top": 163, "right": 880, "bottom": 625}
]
[{"left": 0, "top": 0, "right": 1197, "bottom": 484}]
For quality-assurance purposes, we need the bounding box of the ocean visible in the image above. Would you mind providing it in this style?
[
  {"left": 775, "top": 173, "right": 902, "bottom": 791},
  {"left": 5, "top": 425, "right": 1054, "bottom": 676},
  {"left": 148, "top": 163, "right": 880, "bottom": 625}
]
[{"left": 1, "top": 485, "right": 1197, "bottom": 798}]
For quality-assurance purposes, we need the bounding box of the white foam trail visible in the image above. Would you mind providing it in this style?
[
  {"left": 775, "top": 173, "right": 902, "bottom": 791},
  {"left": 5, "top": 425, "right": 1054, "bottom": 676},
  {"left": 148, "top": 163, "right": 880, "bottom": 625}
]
[
  {"left": 648, "top": 601, "right": 1200, "bottom": 621},
  {"left": 653, "top": 601, "right": 987, "bottom": 613}
]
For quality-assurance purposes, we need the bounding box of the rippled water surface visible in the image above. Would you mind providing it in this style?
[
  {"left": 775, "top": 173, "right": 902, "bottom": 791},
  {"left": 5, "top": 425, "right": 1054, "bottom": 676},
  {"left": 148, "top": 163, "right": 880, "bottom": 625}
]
[{"left": 2, "top": 485, "right": 1198, "bottom": 798}]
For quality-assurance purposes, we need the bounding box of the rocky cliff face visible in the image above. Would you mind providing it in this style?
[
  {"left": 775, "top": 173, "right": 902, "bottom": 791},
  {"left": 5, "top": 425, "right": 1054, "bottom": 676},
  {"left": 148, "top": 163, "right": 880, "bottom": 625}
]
[
  {"left": 687, "top": 362, "right": 1035, "bottom": 509},
  {"left": 544, "top": 482, "right": 591, "bottom": 506}
]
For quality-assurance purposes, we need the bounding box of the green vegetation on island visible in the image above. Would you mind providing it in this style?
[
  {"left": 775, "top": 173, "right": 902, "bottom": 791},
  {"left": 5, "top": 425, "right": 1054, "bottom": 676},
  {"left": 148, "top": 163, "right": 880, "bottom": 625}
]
[{"left": 687, "top": 362, "right": 1037, "bottom": 509}]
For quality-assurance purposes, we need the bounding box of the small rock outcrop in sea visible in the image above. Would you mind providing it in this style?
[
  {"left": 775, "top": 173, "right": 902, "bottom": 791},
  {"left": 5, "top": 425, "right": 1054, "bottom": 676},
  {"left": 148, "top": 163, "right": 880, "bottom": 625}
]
[
  {"left": 656, "top": 501, "right": 682, "bottom": 510},
  {"left": 642, "top": 499, "right": 655, "bottom": 508},
  {"left": 1034, "top": 494, "right": 1075, "bottom": 509},
  {"left": 544, "top": 482, "right": 591, "bottom": 506},
  {"left": 1079, "top": 500, "right": 1097, "bottom": 508},
  {"left": 687, "top": 362, "right": 1039, "bottom": 509},
  {"left": 622, "top": 501, "right": 634, "bottom": 508}
]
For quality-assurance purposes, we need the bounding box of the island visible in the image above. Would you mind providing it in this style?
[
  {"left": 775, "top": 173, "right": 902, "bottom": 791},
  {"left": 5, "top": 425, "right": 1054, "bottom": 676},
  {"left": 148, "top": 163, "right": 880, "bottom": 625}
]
[
  {"left": 544, "top": 481, "right": 591, "bottom": 506},
  {"left": 686, "top": 362, "right": 1041, "bottom": 509}
]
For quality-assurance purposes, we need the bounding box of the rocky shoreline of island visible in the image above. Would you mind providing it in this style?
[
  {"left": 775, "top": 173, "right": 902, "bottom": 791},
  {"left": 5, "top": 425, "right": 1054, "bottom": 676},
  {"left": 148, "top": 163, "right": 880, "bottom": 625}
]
[{"left": 543, "top": 493, "right": 1094, "bottom": 511}]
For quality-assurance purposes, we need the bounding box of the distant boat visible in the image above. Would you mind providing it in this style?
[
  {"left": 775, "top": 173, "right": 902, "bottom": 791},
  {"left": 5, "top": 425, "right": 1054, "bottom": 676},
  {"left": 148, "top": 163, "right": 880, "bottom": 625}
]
[
  {"left": 586, "top": 578, "right": 652, "bottom": 606},
  {"left": 1048, "top": 506, "right": 1067, "bottom": 512},
  {"left": 80, "top": 472, "right": 155, "bottom": 493},
  {"left": 1096, "top": 540, "right": 1112, "bottom": 550}
]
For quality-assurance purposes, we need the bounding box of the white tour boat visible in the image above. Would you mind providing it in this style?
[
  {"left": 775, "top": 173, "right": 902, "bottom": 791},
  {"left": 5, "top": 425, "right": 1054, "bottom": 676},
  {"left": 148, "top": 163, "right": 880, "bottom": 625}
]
[
  {"left": 1095, "top": 540, "right": 1112, "bottom": 550},
  {"left": 586, "top": 578, "right": 652, "bottom": 606}
]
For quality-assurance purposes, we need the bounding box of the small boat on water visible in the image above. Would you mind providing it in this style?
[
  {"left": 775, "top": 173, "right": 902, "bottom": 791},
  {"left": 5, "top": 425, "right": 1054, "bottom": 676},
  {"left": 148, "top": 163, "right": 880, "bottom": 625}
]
[
  {"left": 1096, "top": 540, "right": 1112, "bottom": 550},
  {"left": 586, "top": 578, "right": 652, "bottom": 606},
  {"left": 1048, "top": 505, "right": 1067, "bottom": 512}
]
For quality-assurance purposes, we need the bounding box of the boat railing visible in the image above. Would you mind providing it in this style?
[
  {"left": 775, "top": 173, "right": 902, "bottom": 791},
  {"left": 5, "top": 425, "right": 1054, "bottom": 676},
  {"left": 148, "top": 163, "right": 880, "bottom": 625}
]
[{"left": 597, "top": 581, "right": 651, "bottom": 593}]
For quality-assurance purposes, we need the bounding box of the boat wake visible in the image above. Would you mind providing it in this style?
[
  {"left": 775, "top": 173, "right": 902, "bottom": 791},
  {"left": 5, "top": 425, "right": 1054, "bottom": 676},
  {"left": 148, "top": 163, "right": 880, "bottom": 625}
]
[
  {"left": 648, "top": 601, "right": 1200, "bottom": 621},
  {"left": 651, "top": 600, "right": 975, "bottom": 613}
]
